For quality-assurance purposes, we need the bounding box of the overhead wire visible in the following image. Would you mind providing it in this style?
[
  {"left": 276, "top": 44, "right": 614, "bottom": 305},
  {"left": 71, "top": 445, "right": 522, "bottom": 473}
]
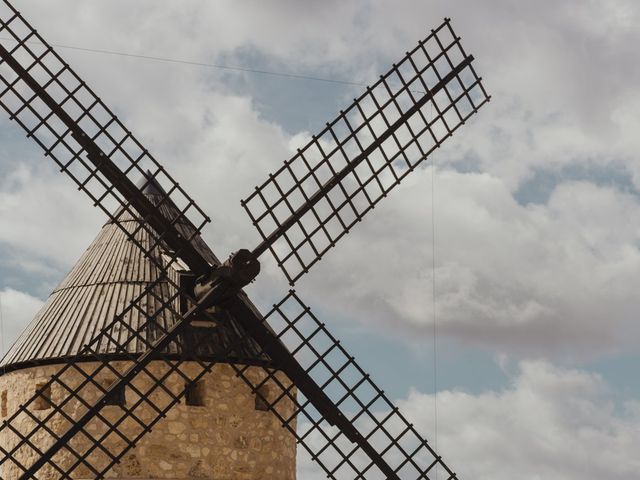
[
  {"left": 0, "top": 37, "right": 368, "bottom": 88},
  {"left": 430, "top": 101, "right": 439, "bottom": 480}
]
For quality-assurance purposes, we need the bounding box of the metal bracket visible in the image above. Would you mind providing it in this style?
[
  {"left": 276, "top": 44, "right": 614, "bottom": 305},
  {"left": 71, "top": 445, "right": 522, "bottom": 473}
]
[{"left": 193, "top": 249, "right": 260, "bottom": 307}]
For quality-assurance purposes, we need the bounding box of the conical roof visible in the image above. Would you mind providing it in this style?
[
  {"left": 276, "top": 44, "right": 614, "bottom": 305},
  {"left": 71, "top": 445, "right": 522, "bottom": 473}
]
[{"left": 0, "top": 177, "right": 270, "bottom": 373}]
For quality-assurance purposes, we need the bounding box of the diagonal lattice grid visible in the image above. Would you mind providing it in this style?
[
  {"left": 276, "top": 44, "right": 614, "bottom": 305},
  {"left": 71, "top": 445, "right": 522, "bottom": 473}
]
[
  {"left": 1, "top": 288, "right": 461, "bottom": 480},
  {"left": 0, "top": 2, "right": 484, "bottom": 479},
  {"left": 0, "top": 4, "right": 220, "bottom": 470},
  {"left": 0, "top": 0, "right": 210, "bottom": 264},
  {"left": 0, "top": 285, "right": 275, "bottom": 479},
  {"left": 0, "top": 285, "right": 204, "bottom": 479},
  {"left": 243, "top": 18, "right": 490, "bottom": 285},
  {"left": 231, "top": 291, "right": 458, "bottom": 480}
]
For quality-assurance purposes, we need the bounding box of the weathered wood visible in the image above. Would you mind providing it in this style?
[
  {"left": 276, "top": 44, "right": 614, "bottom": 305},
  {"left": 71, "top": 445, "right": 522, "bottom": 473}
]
[{"left": 0, "top": 181, "right": 269, "bottom": 373}]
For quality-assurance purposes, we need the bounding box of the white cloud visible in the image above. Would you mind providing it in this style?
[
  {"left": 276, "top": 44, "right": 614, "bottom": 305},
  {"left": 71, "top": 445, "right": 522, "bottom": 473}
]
[
  {"left": 400, "top": 361, "right": 640, "bottom": 479},
  {"left": 296, "top": 170, "right": 640, "bottom": 360},
  {"left": 297, "top": 360, "right": 640, "bottom": 479},
  {"left": 0, "top": 288, "right": 43, "bottom": 355},
  {"left": 0, "top": 162, "right": 102, "bottom": 268}
]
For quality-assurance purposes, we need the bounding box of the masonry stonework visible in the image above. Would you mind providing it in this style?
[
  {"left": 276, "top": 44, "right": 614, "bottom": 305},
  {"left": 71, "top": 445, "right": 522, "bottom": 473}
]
[{"left": 0, "top": 361, "right": 297, "bottom": 479}]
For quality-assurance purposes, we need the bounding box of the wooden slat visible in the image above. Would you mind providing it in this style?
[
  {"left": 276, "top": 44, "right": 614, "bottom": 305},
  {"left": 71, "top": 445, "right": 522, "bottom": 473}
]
[{"left": 0, "top": 181, "right": 268, "bottom": 371}]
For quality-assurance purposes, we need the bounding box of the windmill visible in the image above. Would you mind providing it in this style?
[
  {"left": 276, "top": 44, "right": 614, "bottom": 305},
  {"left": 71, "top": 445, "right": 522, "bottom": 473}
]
[{"left": 0, "top": 1, "right": 490, "bottom": 479}]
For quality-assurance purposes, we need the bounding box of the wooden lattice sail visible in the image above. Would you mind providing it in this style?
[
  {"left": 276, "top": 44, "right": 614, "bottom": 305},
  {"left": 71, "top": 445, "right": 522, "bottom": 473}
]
[
  {"left": 0, "top": 1, "right": 489, "bottom": 477},
  {"left": 0, "top": 177, "right": 296, "bottom": 479},
  {"left": 1, "top": 176, "right": 269, "bottom": 371}
]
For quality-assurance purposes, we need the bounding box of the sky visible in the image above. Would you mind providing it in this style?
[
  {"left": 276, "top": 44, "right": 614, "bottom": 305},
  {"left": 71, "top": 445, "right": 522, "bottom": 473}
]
[{"left": 1, "top": 1, "right": 639, "bottom": 478}]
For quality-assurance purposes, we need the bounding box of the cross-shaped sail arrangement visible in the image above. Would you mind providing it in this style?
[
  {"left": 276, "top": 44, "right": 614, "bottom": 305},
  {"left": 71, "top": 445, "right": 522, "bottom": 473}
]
[{"left": 0, "top": 2, "right": 489, "bottom": 478}]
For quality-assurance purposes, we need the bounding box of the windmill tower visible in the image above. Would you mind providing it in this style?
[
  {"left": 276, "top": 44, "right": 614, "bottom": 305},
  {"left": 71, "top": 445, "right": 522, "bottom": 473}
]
[
  {"left": 0, "top": 1, "right": 490, "bottom": 478},
  {"left": 0, "top": 176, "right": 297, "bottom": 479}
]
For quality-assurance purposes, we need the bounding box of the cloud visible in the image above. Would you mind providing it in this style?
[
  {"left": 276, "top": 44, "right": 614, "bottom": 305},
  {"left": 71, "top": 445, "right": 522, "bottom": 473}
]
[
  {"left": 297, "top": 360, "right": 640, "bottom": 479},
  {"left": 400, "top": 360, "right": 640, "bottom": 479},
  {"left": 0, "top": 162, "right": 102, "bottom": 269},
  {"left": 0, "top": 288, "right": 43, "bottom": 355},
  {"left": 296, "top": 170, "right": 640, "bottom": 360}
]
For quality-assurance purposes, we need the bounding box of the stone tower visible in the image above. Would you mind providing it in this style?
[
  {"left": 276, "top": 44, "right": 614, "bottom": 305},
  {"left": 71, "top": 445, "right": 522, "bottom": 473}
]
[{"left": 0, "top": 179, "right": 297, "bottom": 480}]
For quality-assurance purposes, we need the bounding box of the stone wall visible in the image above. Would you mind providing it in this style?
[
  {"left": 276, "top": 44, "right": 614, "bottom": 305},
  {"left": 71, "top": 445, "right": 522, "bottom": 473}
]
[{"left": 0, "top": 361, "right": 296, "bottom": 479}]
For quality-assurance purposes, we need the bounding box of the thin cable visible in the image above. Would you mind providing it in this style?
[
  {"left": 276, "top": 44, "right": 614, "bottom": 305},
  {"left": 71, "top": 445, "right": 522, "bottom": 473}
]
[
  {"left": 431, "top": 103, "right": 439, "bottom": 480},
  {"left": 0, "top": 36, "right": 367, "bottom": 88}
]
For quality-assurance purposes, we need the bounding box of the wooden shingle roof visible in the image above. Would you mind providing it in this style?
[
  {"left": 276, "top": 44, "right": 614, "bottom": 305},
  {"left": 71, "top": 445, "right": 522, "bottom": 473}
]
[{"left": 0, "top": 177, "right": 270, "bottom": 373}]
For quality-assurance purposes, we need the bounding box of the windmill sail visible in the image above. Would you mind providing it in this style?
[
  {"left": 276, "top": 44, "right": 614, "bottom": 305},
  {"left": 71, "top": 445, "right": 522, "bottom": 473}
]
[
  {"left": 0, "top": 2, "right": 489, "bottom": 479},
  {"left": 0, "top": 0, "right": 210, "bottom": 273},
  {"left": 0, "top": 5, "right": 230, "bottom": 476},
  {"left": 228, "top": 291, "right": 460, "bottom": 479},
  {"left": 244, "top": 19, "right": 490, "bottom": 285},
  {"left": 0, "top": 178, "right": 271, "bottom": 479}
]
